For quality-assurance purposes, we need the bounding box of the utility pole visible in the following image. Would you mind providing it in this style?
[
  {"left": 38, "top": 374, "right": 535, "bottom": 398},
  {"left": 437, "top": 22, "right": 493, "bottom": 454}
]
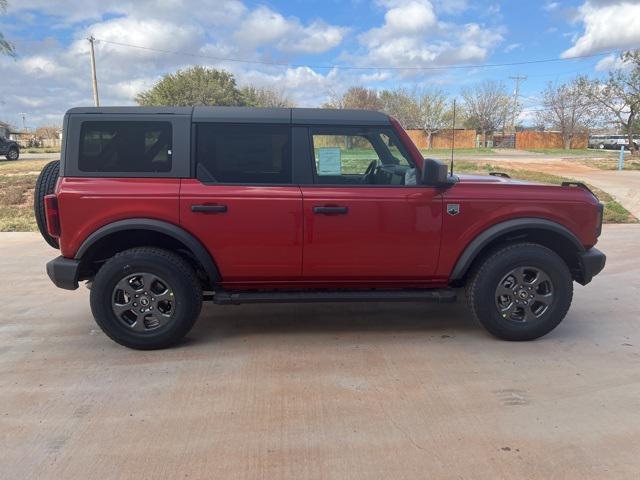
[
  {"left": 509, "top": 75, "right": 526, "bottom": 133},
  {"left": 88, "top": 36, "right": 100, "bottom": 107},
  {"left": 19, "top": 112, "right": 26, "bottom": 131}
]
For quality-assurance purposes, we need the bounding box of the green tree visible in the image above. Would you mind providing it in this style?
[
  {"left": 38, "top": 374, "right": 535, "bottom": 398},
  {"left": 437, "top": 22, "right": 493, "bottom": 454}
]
[
  {"left": 578, "top": 50, "right": 640, "bottom": 155},
  {"left": 1, "top": 0, "right": 15, "bottom": 57},
  {"left": 135, "top": 66, "right": 244, "bottom": 106},
  {"left": 241, "top": 86, "right": 294, "bottom": 107},
  {"left": 380, "top": 88, "right": 419, "bottom": 129}
]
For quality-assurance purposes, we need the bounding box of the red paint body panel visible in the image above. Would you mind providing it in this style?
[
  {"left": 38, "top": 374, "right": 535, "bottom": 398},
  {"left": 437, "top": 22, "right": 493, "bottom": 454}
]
[
  {"left": 56, "top": 177, "right": 180, "bottom": 258},
  {"left": 436, "top": 175, "right": 600, "bottom": 277},
  {"left": 179, "top": 179, "right": 303, "bottom": 281},
  {"left": 301, "top": 187, "right": 443, "bottom": 279},
  {"left": 54, "top": 120, "right": 602, "bottom": 291}
]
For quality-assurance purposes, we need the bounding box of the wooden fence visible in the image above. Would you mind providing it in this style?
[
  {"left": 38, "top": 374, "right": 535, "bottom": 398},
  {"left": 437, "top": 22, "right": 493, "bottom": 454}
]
[
  {"left": 405, "top": 129, "right": 477, "bottom": 149},
  {"left": 515, "top": 131, "right": 588, "bottom": 150}
]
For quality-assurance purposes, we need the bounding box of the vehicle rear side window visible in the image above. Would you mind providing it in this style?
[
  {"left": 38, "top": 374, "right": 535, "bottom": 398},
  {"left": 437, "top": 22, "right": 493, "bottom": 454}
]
[
  {"left": 78, "top": 121, "right": 172, "bottom": 173},
  {"left": 196, "top": 124, "right": 291, "bottom": 184}
]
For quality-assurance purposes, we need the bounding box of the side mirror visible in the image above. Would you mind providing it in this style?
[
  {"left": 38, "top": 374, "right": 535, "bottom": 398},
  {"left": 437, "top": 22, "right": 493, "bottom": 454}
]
[{"left": 420, "top": 158, "right": 451, "bottom": 186}]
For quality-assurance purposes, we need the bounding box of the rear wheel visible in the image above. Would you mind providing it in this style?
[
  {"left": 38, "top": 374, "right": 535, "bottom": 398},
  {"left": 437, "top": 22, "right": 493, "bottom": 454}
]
[
  {"left": 466, "top": 243, "right": 573, "bottom": 341},
  {"left": 34, "top": 160, "right": 60, "bottom": 248},
  {"left": 6, "top": 147, "right": 19, "bottom": 160},
  {"left": 90, "top": 247, "right": 203, "bottom": 350}
]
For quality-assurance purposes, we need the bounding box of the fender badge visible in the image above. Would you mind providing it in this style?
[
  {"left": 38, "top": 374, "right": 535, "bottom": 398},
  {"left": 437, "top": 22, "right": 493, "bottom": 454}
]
[{"left": 447, "top": 204, "right": 460, "bottom": 216}]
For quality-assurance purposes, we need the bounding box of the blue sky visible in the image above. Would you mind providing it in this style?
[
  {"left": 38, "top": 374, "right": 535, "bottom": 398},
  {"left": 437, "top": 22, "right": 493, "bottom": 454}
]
[{"left": 1, "top": 0, "right": 640, "bottom": 127}]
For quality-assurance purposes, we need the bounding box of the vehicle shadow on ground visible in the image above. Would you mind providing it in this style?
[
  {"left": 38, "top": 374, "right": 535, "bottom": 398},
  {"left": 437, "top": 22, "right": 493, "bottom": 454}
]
[{"left": 187, "top": 294, "right": 484, "bottom": 345}]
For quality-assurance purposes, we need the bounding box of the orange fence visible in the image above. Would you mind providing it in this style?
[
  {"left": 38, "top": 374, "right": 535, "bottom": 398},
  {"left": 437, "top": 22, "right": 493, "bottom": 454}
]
[
  {"left": 515, "top": 131, "right": 588, "bottom": 149},
  {"left": 405, "top": 129, "right": 477, "bottom": 149}
]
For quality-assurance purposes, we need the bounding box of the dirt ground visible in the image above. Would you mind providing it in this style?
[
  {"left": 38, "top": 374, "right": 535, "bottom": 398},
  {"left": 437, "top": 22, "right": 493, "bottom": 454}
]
[{"left": 1, "top": 228, "right": 639, "bottom": 479}]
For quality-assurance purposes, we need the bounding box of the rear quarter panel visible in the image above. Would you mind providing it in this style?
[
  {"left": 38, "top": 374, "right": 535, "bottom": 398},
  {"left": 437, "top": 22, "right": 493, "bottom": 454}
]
[{"left": 56, "top": 178, "right": 180, "bottom": 258}]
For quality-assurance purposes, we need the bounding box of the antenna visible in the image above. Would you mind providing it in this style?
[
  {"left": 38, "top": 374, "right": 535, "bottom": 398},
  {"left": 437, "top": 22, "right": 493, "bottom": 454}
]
[{"left": 450, "top": 99, "right": 456, "bottom": 176}]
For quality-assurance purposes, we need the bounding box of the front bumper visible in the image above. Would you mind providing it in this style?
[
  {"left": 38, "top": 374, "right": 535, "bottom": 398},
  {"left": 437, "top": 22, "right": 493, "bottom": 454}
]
[
  {"left": 575, "top": 247, "right": 606, "bottom": 285},
  {"left": 46, "top": 256, "right": 80, "bottom": 290}
]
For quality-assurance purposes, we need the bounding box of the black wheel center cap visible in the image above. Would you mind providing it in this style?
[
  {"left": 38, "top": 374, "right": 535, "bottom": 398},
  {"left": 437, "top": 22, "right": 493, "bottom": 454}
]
[
  {"left": 140, "top": 297, "right": 150, "bottom": 306},
  {"left": 518, "top": 290, "right": 528, "bottom": 299}
]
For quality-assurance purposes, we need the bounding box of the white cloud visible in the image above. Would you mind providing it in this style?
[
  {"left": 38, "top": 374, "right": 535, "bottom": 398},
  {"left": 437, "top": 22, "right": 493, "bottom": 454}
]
[
  {"left": 595, "top": 53, "right": 633, "bottom": 71},
  {"left": 504, "top": 42, "right": 521, "bottom": 53},
  {"left": 433, "top": 0, "right": 468, "bottom": 15},
  {"left": 359, "top": 0, "right": 502, "bottom": 71},
  {"left": 561, "top": 0, "right": 640, "bottom": 57},
  {"left": 234, "top": 7, "right": 346, "bottom": 54},
  {"left": 544, "top": 2, "right": 560, "bottom": 11}
]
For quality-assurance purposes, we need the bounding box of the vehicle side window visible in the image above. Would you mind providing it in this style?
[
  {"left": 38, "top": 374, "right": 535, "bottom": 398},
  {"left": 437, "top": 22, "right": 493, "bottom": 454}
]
[
  {"left": 79, "top": 121, "right": 172, "bottom": 173},
  {"left": 196, "top": 124, "right": 291, "bottom": 184},
  {"left": 310, "top": 127, "right": 415, "bottom": 186}
]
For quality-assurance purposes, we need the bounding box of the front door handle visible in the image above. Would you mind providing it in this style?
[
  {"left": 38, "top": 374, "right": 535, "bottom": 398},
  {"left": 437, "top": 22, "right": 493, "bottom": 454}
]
[
  {"left": 313, "top": 206, "right": 348, "bottom": 215},
  {"left": 191, "top": 204, "right": 227, "bottom": 213}
]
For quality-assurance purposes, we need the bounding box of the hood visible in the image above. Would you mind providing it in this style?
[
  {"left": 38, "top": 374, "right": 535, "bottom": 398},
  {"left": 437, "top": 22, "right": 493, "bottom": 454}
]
[{"left": 454, "top": 173, "right": 544, "bottom": 186}]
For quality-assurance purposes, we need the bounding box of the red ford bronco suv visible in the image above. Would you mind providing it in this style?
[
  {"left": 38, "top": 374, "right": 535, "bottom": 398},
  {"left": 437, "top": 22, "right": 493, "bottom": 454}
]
[{"left": 36, "top": 107, "right": 605, "bottom": 349}]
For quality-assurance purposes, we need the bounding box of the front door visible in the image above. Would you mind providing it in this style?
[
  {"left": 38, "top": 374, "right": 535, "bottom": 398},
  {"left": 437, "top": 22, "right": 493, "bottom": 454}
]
[
  {"left": 180, "top": 123, "right": 303, "bottom": 283},
  {"left": 301, "top": 126, "right": 443, "bottom": 282}
]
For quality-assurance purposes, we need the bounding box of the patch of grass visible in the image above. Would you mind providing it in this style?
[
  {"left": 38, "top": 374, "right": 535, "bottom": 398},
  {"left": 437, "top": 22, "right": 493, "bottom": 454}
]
[
  {"left": 570, "top": 156, "right": 640, "bottom": 171},
  {"left": 455, "top": 160, "right": 638, "bottom": 224},
  {"left": 23, "top": 147, "right": 61, "bottom": 154},
  {"left": 421, "top": 147, "right": 494, "bottom": 156},
  {"left": 0, "top": 173, "right": 39, "bottom": 232},
  {"left": 525, "top": 148, "right": 619, "bottom": 157},
  {"left": 0, "top": 159, "right": 51, "bottom": 232}
]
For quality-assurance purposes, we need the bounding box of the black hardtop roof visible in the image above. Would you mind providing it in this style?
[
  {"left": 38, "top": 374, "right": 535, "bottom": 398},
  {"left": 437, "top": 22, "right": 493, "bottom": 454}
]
[{"left": 66, "top": 106, "right": 391, "bottom": 126}]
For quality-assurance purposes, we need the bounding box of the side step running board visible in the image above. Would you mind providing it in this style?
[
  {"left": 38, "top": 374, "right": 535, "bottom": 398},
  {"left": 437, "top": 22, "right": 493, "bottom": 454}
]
[{"left": 211, "top": 289, "right": 457, "bottom": 305}]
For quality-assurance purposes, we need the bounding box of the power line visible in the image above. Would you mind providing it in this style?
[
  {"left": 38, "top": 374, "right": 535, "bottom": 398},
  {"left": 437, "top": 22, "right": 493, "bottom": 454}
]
[{"left": 92, "top": 37, "right": 638, "bottom": 72}]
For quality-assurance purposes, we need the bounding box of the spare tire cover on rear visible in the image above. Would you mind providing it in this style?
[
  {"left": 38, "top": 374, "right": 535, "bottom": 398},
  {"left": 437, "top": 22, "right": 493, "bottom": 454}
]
[{"left": 34, "top": 160, "right": 60, "bottom": 249}]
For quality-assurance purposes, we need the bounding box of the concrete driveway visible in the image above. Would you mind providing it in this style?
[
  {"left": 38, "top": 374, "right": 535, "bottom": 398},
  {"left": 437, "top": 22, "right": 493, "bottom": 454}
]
[{"left": 1, "top": 228, "right": 639, "bottom": 479}]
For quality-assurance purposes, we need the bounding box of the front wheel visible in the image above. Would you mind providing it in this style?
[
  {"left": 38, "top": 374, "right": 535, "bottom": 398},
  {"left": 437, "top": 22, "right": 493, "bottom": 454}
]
[
  {"left": 466, "top": 243, "right": 573, "bottom": 341},
  {"left": 90, "top": 247, "right": 203, "bottom": 349}
]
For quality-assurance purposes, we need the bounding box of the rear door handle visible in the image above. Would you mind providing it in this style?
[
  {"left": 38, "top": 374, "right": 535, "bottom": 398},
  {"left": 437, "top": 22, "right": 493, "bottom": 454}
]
[
  {"left": 313, "top": 206, "right": 348, "bottom": 215},
  {"left": 191, "top": 204, "right": 227, "bottom": 213}
]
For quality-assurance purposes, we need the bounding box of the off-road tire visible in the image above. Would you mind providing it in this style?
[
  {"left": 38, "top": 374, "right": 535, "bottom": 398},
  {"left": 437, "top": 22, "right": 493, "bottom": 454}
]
[
  {"left": 90, "top": 247, "right": 203, "bottom": 350},
  {"left": 466, "top": 242, "right": 573, "bottom": 341},
  {"left": 6, "top": 147, "right": 19, "bottom": 160},
  {"left": 34, "top": 160, "right": 60, "bottom": 248}
]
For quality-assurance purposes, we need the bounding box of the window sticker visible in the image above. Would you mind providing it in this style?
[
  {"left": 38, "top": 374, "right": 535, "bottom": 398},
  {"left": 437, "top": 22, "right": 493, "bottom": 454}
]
[{"left": 316, "top": 147, "right": 342, "bottom": 175}]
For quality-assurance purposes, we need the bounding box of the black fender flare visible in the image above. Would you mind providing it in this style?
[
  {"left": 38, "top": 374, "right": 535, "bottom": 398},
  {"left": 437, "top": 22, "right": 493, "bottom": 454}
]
[
  {"left": 450, "top": 218, "right": 584, "bottom": 281},
  {"left": 75, "top": 218, "right": 222, "bottom": 283}
]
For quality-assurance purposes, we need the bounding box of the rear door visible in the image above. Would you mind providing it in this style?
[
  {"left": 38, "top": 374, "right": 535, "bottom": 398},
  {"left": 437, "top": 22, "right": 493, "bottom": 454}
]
[
  {"left": 180, "top": 121, "right": 303, "bottom": 283},
  {"left": 300, "top": 126, "right": 443, "bottom": 281}
]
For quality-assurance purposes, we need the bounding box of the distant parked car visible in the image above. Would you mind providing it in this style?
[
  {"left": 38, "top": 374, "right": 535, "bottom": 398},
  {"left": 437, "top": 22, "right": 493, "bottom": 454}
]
[
  {"left": 0, "top": 135, "right": 20, "bottom": 160},
  {"left": 589, "top": 134, "right": 640, "bottom": 150}
]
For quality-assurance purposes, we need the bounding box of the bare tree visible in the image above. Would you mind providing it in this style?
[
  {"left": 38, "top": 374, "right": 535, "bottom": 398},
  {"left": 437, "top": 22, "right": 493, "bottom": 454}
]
[
  {"left": 415, "top": 89, "right": 451, "bottom": 149},
  {"left": 35, "top": 125, "right": 61, "bottom": 140},
  {"left": 537, "top": 79, "right": 600, "bottom": 149},
  {"left": 578, "top": 50, "right": 640, "bottom": 155},
  {"left": 379, "top": 88, "right": 419, "bottom": 129},
  {"left": 462, "top": 81, "right": 512, "bottom": 146},
  {"left": 323, "top": 86, "right": 383, "bottom": 110},
  {"left": 0, "top": 0, "right": 15, "bottom": 57},
  {"left": 241, "top": 86, "right": 295, "bottom": 107}
]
